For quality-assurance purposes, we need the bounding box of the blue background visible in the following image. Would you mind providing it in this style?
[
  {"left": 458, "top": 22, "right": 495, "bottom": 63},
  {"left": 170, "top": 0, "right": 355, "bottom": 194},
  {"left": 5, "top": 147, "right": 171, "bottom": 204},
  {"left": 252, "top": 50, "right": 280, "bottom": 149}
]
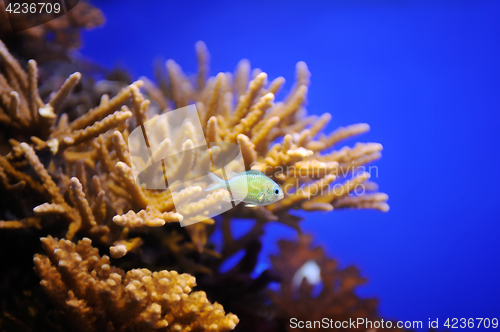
[{"left": 81, "top": 0, "right": 500, "bottom": 328}]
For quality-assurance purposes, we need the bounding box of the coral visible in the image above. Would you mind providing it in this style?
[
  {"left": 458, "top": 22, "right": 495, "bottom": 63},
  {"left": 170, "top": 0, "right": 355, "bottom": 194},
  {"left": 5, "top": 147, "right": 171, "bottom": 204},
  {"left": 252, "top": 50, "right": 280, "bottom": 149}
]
[
  {"left": 34, "top": 235, "right": 238, "bottom": 332},
  {"left": 0, "top": 0, "right": 117, "bottom": 132},
  {"left": 270, "top": 235, "right": 401, "bottom": 331},
  {"left": 141, "top": 43, "right": 388, "bottom": 258},
  {"left": 0, "top": 33, "right": 390, "bottom": 331}
]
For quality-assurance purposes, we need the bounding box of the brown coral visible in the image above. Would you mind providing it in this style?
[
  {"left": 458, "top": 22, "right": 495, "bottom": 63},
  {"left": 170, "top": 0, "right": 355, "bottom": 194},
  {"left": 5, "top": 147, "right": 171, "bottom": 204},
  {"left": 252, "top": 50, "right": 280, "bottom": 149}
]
[{"left": 270, "top": 235, "right": 402, "bottom": 332}]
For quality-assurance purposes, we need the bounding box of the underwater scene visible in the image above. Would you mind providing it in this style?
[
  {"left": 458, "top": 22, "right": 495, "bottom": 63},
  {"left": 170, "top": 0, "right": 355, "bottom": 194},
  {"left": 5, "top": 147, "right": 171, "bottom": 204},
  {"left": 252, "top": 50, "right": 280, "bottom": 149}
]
[{"left": 0, "top": 0, "right": 499, "bottom": 331}]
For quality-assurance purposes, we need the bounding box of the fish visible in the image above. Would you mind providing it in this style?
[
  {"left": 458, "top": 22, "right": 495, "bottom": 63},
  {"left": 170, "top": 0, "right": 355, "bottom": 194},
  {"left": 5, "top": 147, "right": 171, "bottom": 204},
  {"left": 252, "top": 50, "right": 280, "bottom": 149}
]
[{"left": 205, "top": 170, "right": 284, "bottom": 207}]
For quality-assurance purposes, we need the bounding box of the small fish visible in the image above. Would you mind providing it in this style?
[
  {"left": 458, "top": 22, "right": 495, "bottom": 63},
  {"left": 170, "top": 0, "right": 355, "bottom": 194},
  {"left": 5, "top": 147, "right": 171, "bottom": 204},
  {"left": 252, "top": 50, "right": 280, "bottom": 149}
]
[{"left": 205, "top": 170, "right": 284, "bottom": 207}]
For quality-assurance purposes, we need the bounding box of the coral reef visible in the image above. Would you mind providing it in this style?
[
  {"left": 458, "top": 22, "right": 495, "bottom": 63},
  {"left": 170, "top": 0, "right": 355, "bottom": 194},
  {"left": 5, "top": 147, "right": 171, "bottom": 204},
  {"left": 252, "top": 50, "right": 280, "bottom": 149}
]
[
  {"left": 0, "top": 20, "right": 390, "bottom": 329},
  {"left": 141, "top": 42, "right": 389, "bottom": 265},
  {"left": 34, "top": 235, "right": 238, "bottom": 331}
]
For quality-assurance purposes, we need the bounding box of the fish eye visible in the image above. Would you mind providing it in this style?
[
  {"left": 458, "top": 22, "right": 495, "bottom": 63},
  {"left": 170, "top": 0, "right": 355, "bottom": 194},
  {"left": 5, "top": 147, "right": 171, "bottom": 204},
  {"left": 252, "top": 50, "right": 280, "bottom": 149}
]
[{"left": 274, "top": 189, "right": 279, "bottom": 194}]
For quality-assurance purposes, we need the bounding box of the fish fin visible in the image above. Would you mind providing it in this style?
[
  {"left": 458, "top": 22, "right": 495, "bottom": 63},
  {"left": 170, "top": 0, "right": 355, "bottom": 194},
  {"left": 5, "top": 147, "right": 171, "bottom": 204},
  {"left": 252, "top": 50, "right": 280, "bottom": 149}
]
[
  {"left": 245, "top": 203, "right": 257, "bottom": 207},
  {"left": 258, "top": 191, "right": 265, "bottom": 203},
  {"left": 205, "top": 172, "right": 225, "bottom": 191}
]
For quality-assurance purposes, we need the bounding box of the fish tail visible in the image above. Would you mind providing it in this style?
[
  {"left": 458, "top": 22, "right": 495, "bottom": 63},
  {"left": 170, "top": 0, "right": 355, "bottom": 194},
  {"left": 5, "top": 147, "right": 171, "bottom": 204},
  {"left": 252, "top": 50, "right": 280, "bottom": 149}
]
[{"left": 205, "top": 172, "right": 226, "bottom": 191}]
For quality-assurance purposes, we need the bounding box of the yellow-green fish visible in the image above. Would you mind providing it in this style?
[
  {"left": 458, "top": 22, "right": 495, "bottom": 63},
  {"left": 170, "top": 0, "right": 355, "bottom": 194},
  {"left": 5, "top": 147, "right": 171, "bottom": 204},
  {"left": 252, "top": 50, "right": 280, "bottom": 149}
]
[{"left": 206, "top": 170, "right": 284, "bottom": 207}]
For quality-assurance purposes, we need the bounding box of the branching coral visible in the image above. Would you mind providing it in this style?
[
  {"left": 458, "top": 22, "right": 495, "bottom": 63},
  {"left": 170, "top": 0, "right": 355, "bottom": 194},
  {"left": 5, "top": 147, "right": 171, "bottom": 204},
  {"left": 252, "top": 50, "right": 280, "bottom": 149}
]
[
  {"left": 142, "top": 42, "right": 389, "bottom": 262},
  {"left": 34, "top": 235, "right": 238, "bottom": 332},
  {"left": 1, "top": 39, "right": 173, "bottom": 251},
  {"left": 0, "top": 34, "right": 390, "bottom": 331}
]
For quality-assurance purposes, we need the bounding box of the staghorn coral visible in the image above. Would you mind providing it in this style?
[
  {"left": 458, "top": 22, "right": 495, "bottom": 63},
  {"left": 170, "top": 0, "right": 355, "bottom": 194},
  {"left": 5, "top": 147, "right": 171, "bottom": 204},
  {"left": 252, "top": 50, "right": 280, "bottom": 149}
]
[
  {"left": 0, "top": 0, "right": 121, "bottom": 134},
  {"left": 34, "top": 235, "right": 238, "bottom": 332},
  {"left": 0, "top": 34, "right": 391, "bottom": 331},
  {"left": 142, "top": 42, "right": 389, "bottom": 263},
  {"left": 1, "top": 37, "right": 388, "bottom": 254}
]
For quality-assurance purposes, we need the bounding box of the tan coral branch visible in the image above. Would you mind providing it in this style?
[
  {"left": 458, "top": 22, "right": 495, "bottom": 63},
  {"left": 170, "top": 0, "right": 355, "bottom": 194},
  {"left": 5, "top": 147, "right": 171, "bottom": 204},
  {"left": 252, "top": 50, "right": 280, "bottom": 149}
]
[
  {"left": 67, "top": 80, "right": 142, "bottom": 132},
  {"left": 115, "top": 161, "right": 149, "bottom": 209},
  {"left": 70, "top": 177, "right": 97, "bottom": 230},
  {"left": 42, "top": 72, "right": 81, "bottom": 118},
  {"left": 60, "top": 109, "right": 132, "bottom": 149},
  {"left": 20, "top": 142, "right": 65, "bottom": 204}
]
